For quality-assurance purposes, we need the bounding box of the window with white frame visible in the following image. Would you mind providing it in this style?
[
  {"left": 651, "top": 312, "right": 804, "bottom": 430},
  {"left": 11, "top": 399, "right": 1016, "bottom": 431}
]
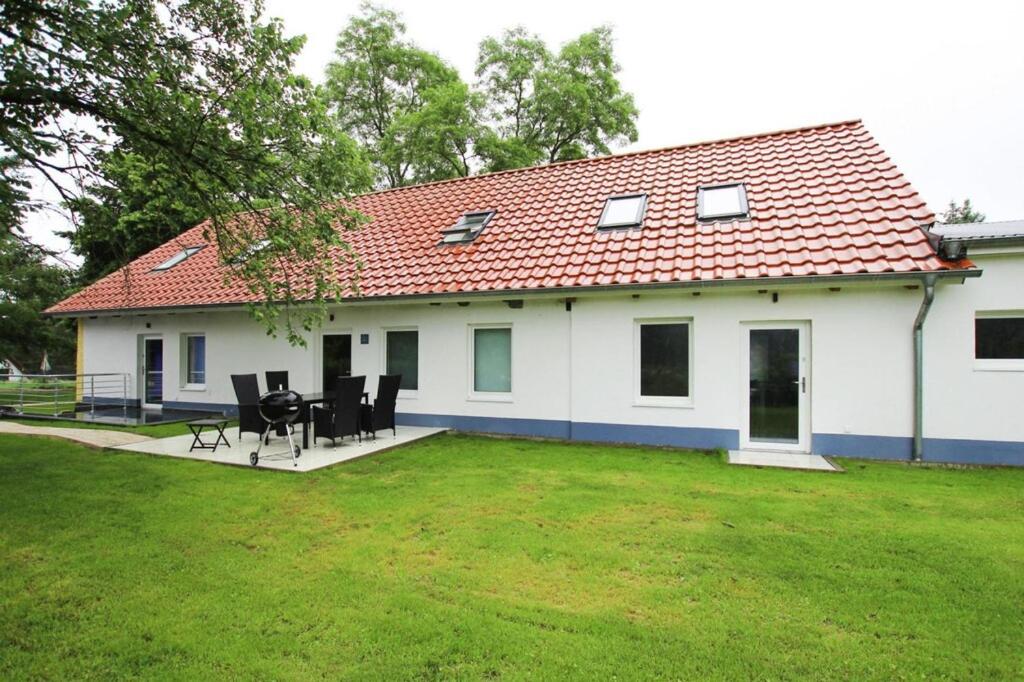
[
  {"left": 636, "top": 320, "right": 691, "bottom": 403},
  {"left": 697, "top": 183, "right": 749, "bottom": 221},
  {"left": 182, "top": 334, "right": 206, "bottom": 387},
  {"left": 471, "top": 326, "right": 512, "bottom": 394},
  {"left": 385, "top": 329, "right": 419, "bottom": 390},
  {"left": 975, "top": 313, "right": 1024, "bottom": 365}
]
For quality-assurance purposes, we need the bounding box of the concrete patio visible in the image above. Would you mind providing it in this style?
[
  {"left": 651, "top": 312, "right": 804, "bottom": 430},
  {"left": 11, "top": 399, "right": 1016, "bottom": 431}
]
[{"left": 115, "top": 425, "right": 448, "bottom": 472}]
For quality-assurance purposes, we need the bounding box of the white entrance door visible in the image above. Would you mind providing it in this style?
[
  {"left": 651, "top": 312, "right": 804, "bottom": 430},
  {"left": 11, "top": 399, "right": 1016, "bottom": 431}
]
[
  {"left": 140, "top": 335, "right": 164, "bottom": 409},
  {"left": 740, "top": 322, "right": 811, "bottom": 453}
]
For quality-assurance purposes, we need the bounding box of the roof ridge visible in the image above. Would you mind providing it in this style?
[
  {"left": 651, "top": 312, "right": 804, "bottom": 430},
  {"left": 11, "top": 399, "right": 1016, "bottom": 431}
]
[{"left": 358, "top": 118, "right": 865, "bottom": 199}]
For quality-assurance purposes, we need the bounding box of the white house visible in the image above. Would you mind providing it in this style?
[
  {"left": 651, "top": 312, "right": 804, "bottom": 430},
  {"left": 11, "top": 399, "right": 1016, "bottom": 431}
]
[{"left": 46, "top": 120, "right": 1024, "bottom": 465}]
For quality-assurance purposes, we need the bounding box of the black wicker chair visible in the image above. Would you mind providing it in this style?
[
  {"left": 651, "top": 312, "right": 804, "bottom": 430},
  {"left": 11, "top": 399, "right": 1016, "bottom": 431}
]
[
  {"left": 361, "top": 374, "right": 401, "bottom": 438},
  {"left": 312, "top": 375, "right": 366, "bottom": 445},
  {"left": 231, "top": 373, "right": 267, "bottom": 442},
  {"left": 265, "top": 370, "right": 289, "bottom": 391},
  {"left": 265, "top": 371, "right": 290, "bottom": 436}
]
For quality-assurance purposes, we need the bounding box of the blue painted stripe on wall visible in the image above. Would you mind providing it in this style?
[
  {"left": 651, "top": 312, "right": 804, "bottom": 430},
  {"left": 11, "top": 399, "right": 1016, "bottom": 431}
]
[
  {"left": 812, "top": 433, "right": 912, "bottom": 461},
  {"left": 922, "top": 438, "right": 1024, "bottom": 467},
  {"left": 397, "top": 412, "right": 571, "bottom": 439},
  {"left": 813, "top": 432, "right": 1024, "bottom": 466},
  {"left": 571, "top": 421, "right": 739, "bottom": 450},
  {"left": 163, "top": 400, "right": 234, "bottom": 415},
  {"left": 397, "top": 412, "right": 738, "bottom": 450}
]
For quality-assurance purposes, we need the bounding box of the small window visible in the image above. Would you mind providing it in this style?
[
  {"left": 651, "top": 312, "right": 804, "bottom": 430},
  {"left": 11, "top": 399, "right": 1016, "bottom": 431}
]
[
  {"left": 637, "top": 320, "right": 691, "bottom": 403},
  {"left": 183, "top": 334, "right": 206, "bottom": 387},
  {"left": 441, "top": 211, "right": 495, "bottom": 244},
  {"left": 153, "top": 246, "right": 202, "bottom": 272},
  {"left": 386, "top": 329, "right": 419, "bottom": 391},
  {"left": 472, "top": 326, "right": 512, "bottom": 394},
  {"left": 598, "top": 194, "right": 647, "bottom": 228},
  {"left": 698, "top": 183, "right": 749, "bottom": 221},
  {"left": 227, "top": 238, "right": 271, "bottom": 265},
  {"left": 975, "top": 315, "right": 1024, "bottom": 360}
]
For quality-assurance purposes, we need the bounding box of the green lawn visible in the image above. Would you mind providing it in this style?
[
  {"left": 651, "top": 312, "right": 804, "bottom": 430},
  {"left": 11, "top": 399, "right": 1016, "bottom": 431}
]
[{"left": 1, "top": 433, "right": 1022, "bottom": 679}]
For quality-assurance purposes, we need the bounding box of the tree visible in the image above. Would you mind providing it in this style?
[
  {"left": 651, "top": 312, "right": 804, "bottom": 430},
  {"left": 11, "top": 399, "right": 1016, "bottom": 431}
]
[
  {"left": 475, "top": 26, "right": 639, "bottom": 171},
  {"left": 942, "top": 199, "right": 986, "bottom": 224},
  {"left": 0, "top": 233, "right": 76, "bottom": 372},
  {"left": 60, "top": 150, "right": 208, "bottom": 284},
  {"left": 1, "top": 0, "right": 371, "bottom": 344},
  {"left": 324, "top": 3, "right": 475, "bottom": 188}
]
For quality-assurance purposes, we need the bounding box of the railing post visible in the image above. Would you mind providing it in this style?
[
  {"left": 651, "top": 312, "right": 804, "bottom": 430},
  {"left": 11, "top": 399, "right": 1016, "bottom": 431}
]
[
  {"left": 19, "top": 379, "right": 25, "bottom": 414},
  {"left": 123, "top": 373, "right": 128, "bottom": 418},
  {"left": 90, "top": 375, "right": 95, "bottom": 416},
  {"left": 53, "top": 377, "right": 58, "bottom": 416}
]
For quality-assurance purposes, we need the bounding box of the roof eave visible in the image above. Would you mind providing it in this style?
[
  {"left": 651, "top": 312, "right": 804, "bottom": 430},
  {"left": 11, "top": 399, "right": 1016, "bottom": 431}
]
[{"left": 44, "top": 268, "right": 980, "bottom": 318}]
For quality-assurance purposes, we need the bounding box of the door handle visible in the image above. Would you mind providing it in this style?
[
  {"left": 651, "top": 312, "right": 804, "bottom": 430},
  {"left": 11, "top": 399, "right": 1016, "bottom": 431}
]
[{"left": 801, "top": 377, "right": 806, "bottom": 393}]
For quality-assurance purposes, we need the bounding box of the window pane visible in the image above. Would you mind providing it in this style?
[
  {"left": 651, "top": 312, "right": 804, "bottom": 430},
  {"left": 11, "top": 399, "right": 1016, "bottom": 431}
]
[
  {"left": 976, "top": 317, "right": 1024, "bottom": 359},
  {"left": 474, "top": 328, "right": 511, "bottom": 393},
  {"left": 600, "top": 196, "right": 644, "bottom": 226},
  {"left": 386, "top": 330, "right": 419, "bottom": 390},
  {"left": 639, "top": 323, "right": 689, "bottom": 397},
  {"left": 701, "top": 185, "right": 745, "bottom": 218},
  {"left": 748, "top": 329, "right": 799, "bottom": 443},
  {"left": 187, "top": 335, "right": 205, "bottom": 385}
]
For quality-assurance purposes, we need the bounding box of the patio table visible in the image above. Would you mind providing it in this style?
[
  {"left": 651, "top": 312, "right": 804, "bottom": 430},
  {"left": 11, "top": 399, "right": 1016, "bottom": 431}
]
[
  {"left": 299, "top": 391, "right": 369, "bottom": 449},
  {"left": 187, "top": 418, "right": 231, "bottom": 452}
]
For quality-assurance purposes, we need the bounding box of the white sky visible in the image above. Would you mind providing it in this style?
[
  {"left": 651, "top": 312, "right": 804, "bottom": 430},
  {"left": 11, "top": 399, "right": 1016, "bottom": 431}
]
[{"left": 25, "top": 0, "right": 1024, "bottom": 259}]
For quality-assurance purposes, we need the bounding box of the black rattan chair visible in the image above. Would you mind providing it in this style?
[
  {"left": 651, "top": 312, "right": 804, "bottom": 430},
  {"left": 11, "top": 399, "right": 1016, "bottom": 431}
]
[
  {"left": 312, "top": 375, "right": 366, "bottom": 445},
  {"left": 265, "top": 371, "right": 290, "bottom": 436},
  {"left": 231, "top": 373, "right": 267, "bottom": 442},
  {"left": 361, "top": 374, "right": 401, "bottom": 438},
  {"left": 265, "top": 370, "right": 289, "bottom": 391}
]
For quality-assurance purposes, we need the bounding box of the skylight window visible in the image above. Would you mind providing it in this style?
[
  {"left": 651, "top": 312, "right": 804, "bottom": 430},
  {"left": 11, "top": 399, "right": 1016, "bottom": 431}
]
[
  {"left": 152, "top": 246, "right": 203, "bottom": 272},
  {"left": 598, "top": 194, "right": 647, "bottom": 228},
  {"left": 441, "top": 211, "right": 495, "bottom": 244},
  {"left": 227, "top": 238, "right": 272, "bottom": 265},
  {"left": 698, "top": 183, "right": 749, "bottom": 221}
]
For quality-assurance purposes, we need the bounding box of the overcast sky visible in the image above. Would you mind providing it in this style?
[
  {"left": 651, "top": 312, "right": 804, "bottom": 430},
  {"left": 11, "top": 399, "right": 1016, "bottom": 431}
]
[{"left": 25, "top": 0, "right": 1024, "bottom": 259}]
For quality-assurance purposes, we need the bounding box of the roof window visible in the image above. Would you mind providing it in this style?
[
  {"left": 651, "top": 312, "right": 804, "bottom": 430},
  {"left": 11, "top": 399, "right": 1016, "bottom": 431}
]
[
  {"left": 598, "top": 194, "right": 647, "bottom": 229},
  {"left": 441, "top": 211, "right": 495, "bottom": 244},
  {"left": 698, "top": 183, "right": 749, "bottom": 221},
  {"left": 152, "top": 246, "right": 203, "bottom": 272},
  {"left": 227, "top": 238, "right": 272, "bottom": 265}
]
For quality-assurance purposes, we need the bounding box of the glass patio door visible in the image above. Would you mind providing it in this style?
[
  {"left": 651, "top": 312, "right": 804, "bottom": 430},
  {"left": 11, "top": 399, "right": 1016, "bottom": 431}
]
[
  {"left": 321, "top": 333, "right": 352, "bottom": 391},
  {"left": 142, "top": 337, "right": 163, "bottom": 408},
  {"left": 741, "top": 322, "right": 810, "bottom": 452}
]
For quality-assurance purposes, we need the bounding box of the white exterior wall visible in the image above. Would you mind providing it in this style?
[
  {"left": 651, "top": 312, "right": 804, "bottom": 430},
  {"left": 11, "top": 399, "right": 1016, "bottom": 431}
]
[
  {"left": 77, "top": 261, "right": 1024, "bottom": 464},
  {"left": 925, "top": 251, "right": 1024, "bottom": 449}
]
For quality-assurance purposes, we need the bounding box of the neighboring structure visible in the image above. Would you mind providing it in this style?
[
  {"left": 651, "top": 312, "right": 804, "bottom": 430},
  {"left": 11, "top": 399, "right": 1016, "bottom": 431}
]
[
  {"left": 0, "top": 359, "right": 25, "bottom": 382},
  {"left": 46, "top": 120, "right": 1024, "bottom": 465}
]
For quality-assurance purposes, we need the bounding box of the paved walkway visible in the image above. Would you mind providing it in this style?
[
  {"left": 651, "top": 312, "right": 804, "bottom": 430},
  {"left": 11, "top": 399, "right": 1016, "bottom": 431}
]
[{"left": 0, "top": 421, "right": 153, "bottom": 448}]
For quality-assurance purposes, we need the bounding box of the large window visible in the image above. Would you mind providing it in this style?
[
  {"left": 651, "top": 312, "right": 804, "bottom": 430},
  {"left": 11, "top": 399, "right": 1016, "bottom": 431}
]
[
  {"left": 637, "top": 320, "right": 691, "bottom": 404},
  {"left": 386, "top": 329, "right": 419, "bottom": 390},
  {"left": 472, "top": 326, "right": 512, "bottom": 394},
  {"left": 975, "top": 315, "right": 1024, "bottom": 363},
  {"left": 182, "top": 334, "right": 206, "bottom": 387}
]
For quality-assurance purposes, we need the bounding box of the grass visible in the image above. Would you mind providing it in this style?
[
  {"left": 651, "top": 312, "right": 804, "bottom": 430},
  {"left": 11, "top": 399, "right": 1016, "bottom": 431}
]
[{"left": 1, "top": 433, "right": 1022, "bottom": 679}]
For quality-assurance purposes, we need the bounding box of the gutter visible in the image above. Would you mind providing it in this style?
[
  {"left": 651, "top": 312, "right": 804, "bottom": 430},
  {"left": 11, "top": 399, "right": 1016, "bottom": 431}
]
[
  {"left": 44, "top": 268, "right": 981, "bottom": 318},
  {"left": 912, "top": 273, "right": 938, "bottom": 462}
]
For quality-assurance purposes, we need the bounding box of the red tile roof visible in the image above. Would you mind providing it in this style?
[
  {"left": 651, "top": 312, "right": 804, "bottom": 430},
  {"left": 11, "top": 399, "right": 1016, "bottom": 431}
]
[{"left": 48, "top": 119, "right": 970, "bottom": 315}]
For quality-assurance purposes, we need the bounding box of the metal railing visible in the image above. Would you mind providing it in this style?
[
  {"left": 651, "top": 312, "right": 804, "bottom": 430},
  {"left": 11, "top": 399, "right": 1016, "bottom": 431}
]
[{"left": 0, "top": 373, "right": 131, "bottom": 418}]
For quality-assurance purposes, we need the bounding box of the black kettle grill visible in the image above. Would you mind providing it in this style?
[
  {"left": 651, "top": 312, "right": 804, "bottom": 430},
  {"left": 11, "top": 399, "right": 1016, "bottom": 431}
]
[{"left": 249, "top": 390, "right": 303, "bottom": 467}]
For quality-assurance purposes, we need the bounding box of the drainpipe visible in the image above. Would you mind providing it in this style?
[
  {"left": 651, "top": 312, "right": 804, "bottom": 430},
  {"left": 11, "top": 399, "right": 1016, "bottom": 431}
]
[{"left": 912, "top": 274, "right": 938, "bottom": 461}]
